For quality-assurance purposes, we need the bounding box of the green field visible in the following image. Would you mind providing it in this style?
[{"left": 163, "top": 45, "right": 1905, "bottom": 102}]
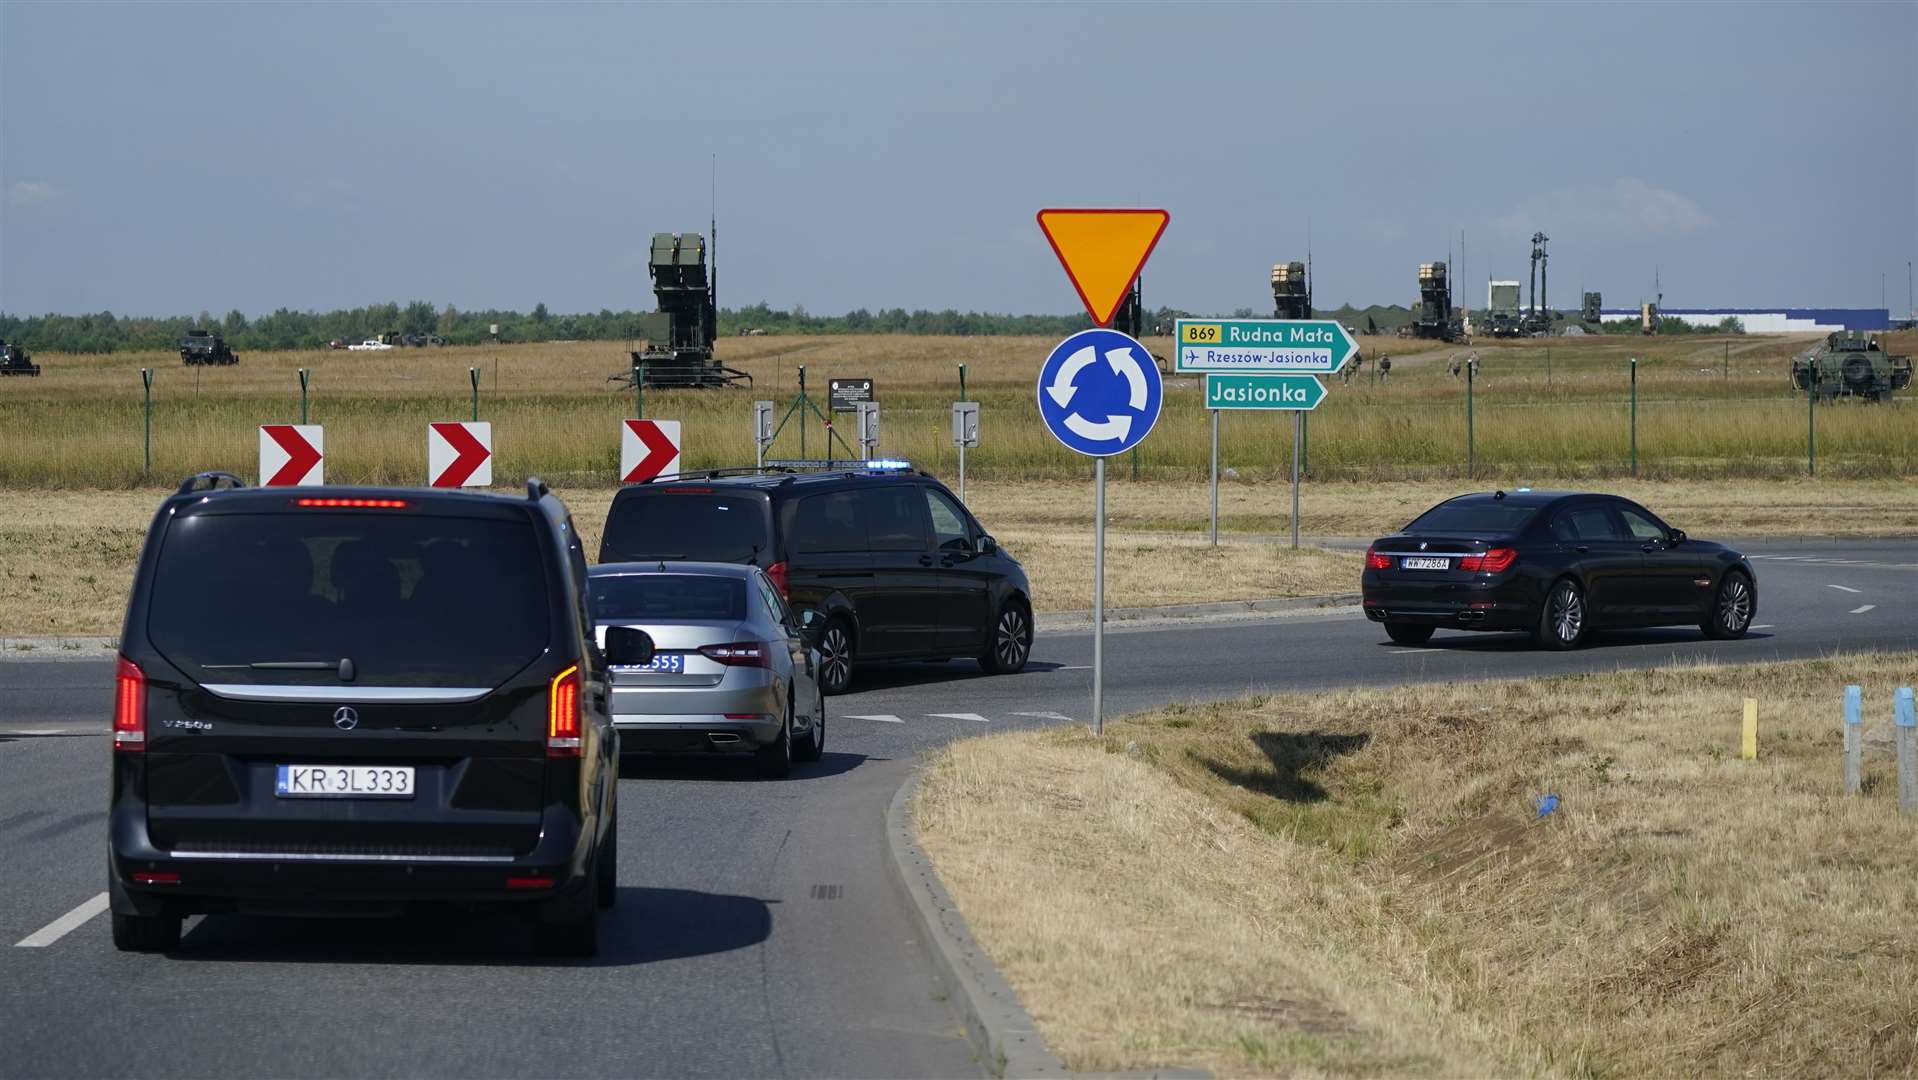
[{"left": 1, "top": 331, "right": 1911, "bottom": 488}]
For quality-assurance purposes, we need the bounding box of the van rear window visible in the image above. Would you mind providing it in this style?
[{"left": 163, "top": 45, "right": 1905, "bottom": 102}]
[
  {"left": 601, "top": 492, "right": 772, "bottom": 564},
  {"left": 148, "top": 513, "right": 550, "bottom": 687}
]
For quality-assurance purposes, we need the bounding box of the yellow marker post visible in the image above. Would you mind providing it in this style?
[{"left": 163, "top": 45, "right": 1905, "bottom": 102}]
[{"left": 1741, "top": 699, "right": 1758, "bottom": 760}]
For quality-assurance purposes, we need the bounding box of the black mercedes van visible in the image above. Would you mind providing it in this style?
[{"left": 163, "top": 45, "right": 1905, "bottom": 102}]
[{"left": 108, "top": 474, "right": 637, "bottom": 957}]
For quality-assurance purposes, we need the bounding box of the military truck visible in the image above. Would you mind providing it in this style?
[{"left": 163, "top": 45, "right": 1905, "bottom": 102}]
[
  {"left": 1414, "top": 262, "right": 1461, "bottom": 341},
  {"left": 1271, "top": 261, "right": 1310, "bottom": 319},
  {"left": 1485, "top": 280, "right": 1523, "bottom": 338},
  {"left": 612, "top": 232, "right": 751, "bottom": 390},
  {"left": 0, "top": 341, "right": 40, "bottom": 376},
  {"left": 179, "top": 330, "right": 239, "bottom": 366},
  {"left": 1789, "top": 332, "right": 1913, "bottom": 402}
]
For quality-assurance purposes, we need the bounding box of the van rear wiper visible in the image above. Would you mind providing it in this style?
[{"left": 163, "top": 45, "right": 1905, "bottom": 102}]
[{"left": 202, "top": 658, "right": 356, "bottom": 680}]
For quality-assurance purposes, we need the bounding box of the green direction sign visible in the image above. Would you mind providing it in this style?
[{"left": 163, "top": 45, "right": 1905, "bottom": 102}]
[
  {"left": 1204, "top": 373, "right": 1326, "bottom": 411},
  {"left": 1174, "top": 318, "right": 1359, "bottom": 374}
]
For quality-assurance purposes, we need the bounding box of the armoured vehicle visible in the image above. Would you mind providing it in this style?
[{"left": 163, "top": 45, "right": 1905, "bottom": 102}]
[
  {"left": 1271, "top": 261, "right": 1310, "bottom": 319},
  {"left": 1581, "top": 291, "right": 1602, "bottom": 326},
  {"left": 0, "top": 340, "right": 40, "bottom": 376},
  {"left": 1485, "top": 281, "right": 1523, "bottom": 338},
  {"left": 1414, "top": 262, "right": 1461, "bottom": 341},
  {"left": 1789, "top": 332, "right": 1912, "bottom": 402},
  {"left": 179, "top": 330, "right": 238, "bottom": 366},
  {"left": 614, "top": 232, "right": 751, "bottom": 390}
]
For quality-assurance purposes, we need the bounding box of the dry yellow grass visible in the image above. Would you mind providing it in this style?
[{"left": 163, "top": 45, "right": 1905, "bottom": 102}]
[{"left": 915, "top": 653, "right": 1918, "bottom": 1077}]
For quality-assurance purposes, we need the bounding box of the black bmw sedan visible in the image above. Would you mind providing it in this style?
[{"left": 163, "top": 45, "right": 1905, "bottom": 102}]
[{"left": 1361, "top": 490, "right": 1757, "bottom": 649}]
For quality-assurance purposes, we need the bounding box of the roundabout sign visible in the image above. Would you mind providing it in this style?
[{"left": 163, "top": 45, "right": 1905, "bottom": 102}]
[{"left": 1036, "top": 327, "right": 1163, "bottom": 457}]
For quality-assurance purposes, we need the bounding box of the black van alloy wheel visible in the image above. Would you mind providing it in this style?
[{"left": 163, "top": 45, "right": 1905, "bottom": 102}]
[
  {"left": 817, "top": 620, "right": 854, "bottom": 695},
  {"left": 980, "top": 602, "right": 1032, "bottom": 674},
  {"left": 1704, "top": 571, "right": 1754, "bottom": 639}
]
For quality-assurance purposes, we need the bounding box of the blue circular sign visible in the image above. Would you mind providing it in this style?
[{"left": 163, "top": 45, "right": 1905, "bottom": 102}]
[{"left": 1035, "top": 328, "right": 1163, "bottom": 458}]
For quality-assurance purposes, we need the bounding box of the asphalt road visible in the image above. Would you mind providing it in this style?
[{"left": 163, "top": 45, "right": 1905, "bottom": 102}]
[{"left": 2, "top": 539, "right": 1912, "bottom": 1078}]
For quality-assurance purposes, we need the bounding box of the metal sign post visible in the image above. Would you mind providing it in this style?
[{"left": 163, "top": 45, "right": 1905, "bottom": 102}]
[
  {"left": 1209, "top": 409, "right": 1220, "bottom": 545},
  {"left": 1093, "top": 456, "right": 1105, "bottom": 732},
  {"left": 1629, "top": 358, "right": 1638, "bottom": 477},
  {"left": 1291, "top": 413, "right": 1302, "bottom": 550},
  {"left": 951, "top": 401, "right": 979, "bottom": 502},
  {"left": 753, "top": 400, "right": 774, "bottom": 472},
  {"left": 855, "top": 401, "right": 881, "bottom": 460}
]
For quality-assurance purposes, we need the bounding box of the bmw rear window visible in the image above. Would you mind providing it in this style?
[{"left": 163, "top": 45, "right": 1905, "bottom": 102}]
[
  {"left": 590, "top": 575, "right": 746, "bottom": 622},
  {"left": 600, "top": 491, "right": 772, "bottom": 564},
  {"left": 148, "top": 512, "right": 550, "bottom": 687},
  {"left": 1406, "top": 503, "right": 1538, "bottom": 533}
]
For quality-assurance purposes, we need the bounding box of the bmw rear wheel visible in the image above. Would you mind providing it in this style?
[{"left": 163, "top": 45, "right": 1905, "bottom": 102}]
[
  {"left": 980, "top": 601, "right": 1033, "bottom": 675},
  {"left": 1537, "top": 579, "right": 1587, "bottom": 650},
  {"left": 817, "top": 620, "right": 855, "bottom": 695},
  {"left": 1703, "top": 571, "right": 1754, "bottom": 640}
]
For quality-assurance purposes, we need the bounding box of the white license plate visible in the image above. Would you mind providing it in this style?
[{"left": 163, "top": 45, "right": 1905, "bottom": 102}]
[
  {"left": 612, "top": 653, "right": 684, "bottom": 674},
  {"left": 1400, "top": 557, "right": 1451, "bottom": 570},
  {"left": 275, "top": 765, "right": 415, "bottom": 799}
]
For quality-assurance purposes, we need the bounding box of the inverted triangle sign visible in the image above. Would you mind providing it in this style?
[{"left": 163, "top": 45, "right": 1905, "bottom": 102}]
[{"left": 1036, "top": 209, "right": 1169, "bottom": 326}]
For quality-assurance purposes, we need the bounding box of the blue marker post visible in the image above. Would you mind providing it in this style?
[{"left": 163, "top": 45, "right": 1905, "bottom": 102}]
[
  {"left": 1844, "top": 685, "right": 1863, "bottom": 795},
  {"left": 1896, "top": 687, "right": 1915, "bottom": 814}
]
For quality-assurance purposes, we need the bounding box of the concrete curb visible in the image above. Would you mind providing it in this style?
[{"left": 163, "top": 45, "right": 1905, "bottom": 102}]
[
  {"left": 0, "top": 636, "right": 118, "bottom": 661},
  {"left": 886, "top": 770, "right": 1068, "bottom": 1078},
  {"left": 1036, "top": 593, "right": 1359, "bottom": 632}
]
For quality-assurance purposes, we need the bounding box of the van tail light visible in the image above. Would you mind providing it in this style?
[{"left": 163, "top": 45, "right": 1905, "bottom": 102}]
[
  {"left": 699, "top": 642, "right": 772, "bottom": 668},
  {"left": 1459, "top": 547, "right": 1518, "bottom": 573},
  {"left": 1365, "top": 546, "right": 1393, "bottom": 571},
  {"left": 114, "top": 656, "right": 146, "bottom": 753},
  {"left": 766, "top": 561, "right": 790, "bottom": 599},
  {"left": 133, "top": 870, "right": 180, "bottom": 885},
  {"left": 547, "top": 664, "right": 581, "bottom": 758}
]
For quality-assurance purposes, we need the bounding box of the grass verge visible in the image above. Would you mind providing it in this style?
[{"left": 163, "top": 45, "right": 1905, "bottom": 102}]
[{"left": 915, "top": 653, "right": 1918, "bottom": 1077}]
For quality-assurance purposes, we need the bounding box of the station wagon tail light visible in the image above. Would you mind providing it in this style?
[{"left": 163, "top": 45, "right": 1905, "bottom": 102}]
[
  {"left": 294, "top": 498, "right": 409, "bottom": 509},
  {"left": 1365, "top": 546, "right": 1393, "bottom": 570},
  {"left": 547, "top": 664, "right": 581, "bottom": 758},
  {"left": 699, "top": 642, "right": 772, "bottom": 668},
  {"left": 1459, "top": 547, "right": 1518, "bottom": 573},
  {"left": 113, "top": 656, "right": 146, "bottom": 752},
  {"left": 766, "top": 561, "right": 790, "bottom": 599}
]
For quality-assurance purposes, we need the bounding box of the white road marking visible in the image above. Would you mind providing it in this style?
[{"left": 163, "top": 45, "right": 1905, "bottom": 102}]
[
  {"left": 1389, "top": 648, "right": 1442, "bottom": 654},
  {"left": 927, "top": 713, "right": 992, "bottom": 723},
  {"left": 1826, "top": 584, "right": 1862, "bottom": 594},
  {"left": 1851, "top": 605, "right": 1876, "bottom": 615},
  {"left": 15, "top": 892, "right": 108, "bottom": 948},
  {"left": 844, "top": 714, "right": 905, "bottom": 724},
  {"left": 1057, "top": 665, "right": 1092, "bottom": 671},
  {"left": 1011, "top": 711, "right": 1075, "bottom": 722},
  {"left": 1751, "top": 624, "right": 1775, "bottom": 630}
]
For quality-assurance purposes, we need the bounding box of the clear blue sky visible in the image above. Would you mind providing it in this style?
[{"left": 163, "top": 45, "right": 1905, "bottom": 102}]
[{"left": 3, "top": 1, "right": 1913, "bottom": 318}]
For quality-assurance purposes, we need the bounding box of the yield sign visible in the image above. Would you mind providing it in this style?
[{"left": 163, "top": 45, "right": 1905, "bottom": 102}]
[
  {"left": 620, "top": 419, "right": 681, "bottom": 483},
  {"left": 258, "top": 424, "right": 324, "bottom": 486},
  {"left": 428, "top": 421, "right": 492, "bottom": 488},
  {"left": 1035, "top": 209, "right": 1169, "bottom": 326}
]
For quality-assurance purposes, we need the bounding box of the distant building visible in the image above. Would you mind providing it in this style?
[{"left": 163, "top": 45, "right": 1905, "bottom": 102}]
[{"left": 1599, "top": 308, "right": 1891, "bottom": 332}]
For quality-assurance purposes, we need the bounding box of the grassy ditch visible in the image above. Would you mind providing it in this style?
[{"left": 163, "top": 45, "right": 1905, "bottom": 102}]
[
  {"left": 2, "top": 332, "right": 1912, "bottom": 487},
  {"left": 915, "top": 654, "right": 1918, "bottom": 1077}
]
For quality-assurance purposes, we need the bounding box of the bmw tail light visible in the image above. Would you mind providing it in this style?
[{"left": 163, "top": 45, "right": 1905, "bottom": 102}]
[
  {"left": 1460, "top": 547, "right": 1518, "bottom": 573},
  {"left": 1365, "top": 546, "right": 1393, "bottom": 571},
  {"left": 699, "top": 642, "right": 772, "bottom": 668},
  {"left": 547, "top": 664, "right": 581, "bottom": 758},
  {"left": 766, "top": 561, "right": 790, "bottom": 599},
  {"left": 114, "top": 656, "right": 146, "bottom": 753}
]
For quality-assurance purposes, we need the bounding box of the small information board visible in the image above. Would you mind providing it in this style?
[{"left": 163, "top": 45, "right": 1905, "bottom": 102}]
[{"left": 829, "top": 378, "right": 874, "bottom": 413}]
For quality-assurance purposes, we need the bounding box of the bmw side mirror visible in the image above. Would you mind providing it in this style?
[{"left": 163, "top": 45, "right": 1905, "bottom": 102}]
[
  {"left": 603, "top": 626, "right": 656, "bottom": 667},
  {"left": 1669, "top": 528, "right": 1686, "bottom": 545},
  {"left": 978, "top": 535, "right": 998, "bottom": 555}
]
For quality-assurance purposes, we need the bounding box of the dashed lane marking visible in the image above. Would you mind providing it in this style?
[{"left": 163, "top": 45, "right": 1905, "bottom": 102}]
[
  {"left": 1389, "top": 648, "right": 1442, "bottom": 654},
  {"left": 1826, "top": 584, "right": 1863, "bottom": 594},
  {"left": 15, "top": 892, "right": 107, "bottom": 948},
  {"left": 844, "top": 714, "right": 905, "bottom": 724},
  {"left": 1852, "top": 605, "right": 1877, "bottom": 615},
  {"left": 1011, "top": 711, "right": 1076, "bottom": 722},
  {"left": 927, "top": 713, "right": 992, "bottom": 723}
]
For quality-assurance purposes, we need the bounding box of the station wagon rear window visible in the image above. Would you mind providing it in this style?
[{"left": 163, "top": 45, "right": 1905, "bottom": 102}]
[
  {"left": 1406, "top": 503, "right": 1538, "bottom": 533},
  {"left": 148, "top": 513, "right": 550, "bottom": 687},
  {"left": 589, "top": 575, "right": 746, "bottom": 622}
]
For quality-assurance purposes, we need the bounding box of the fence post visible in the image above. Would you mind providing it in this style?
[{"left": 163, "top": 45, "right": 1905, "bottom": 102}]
[
  {"left": 798, "top": 365, "right": 807, "bottom": 461},
  {"left": 1629, "top": 358, "right": 1638, "bottom": 477},
  {"left": 470, "top": 367, "right": 480, "bottom": 421},
  {"left": 141, "top": 368, "right": 153, "bottom": 475},
  {"left": 1742, "top": 698, "right": 1758, "bottom": 760},
  {"left": 1897, "top": 687, "right": 1915, "bottom": 814},
  {"left": 958, "top": 363, "right": 966, "bottom": 402},
  {"left": 1465, "top": 358, "right": 1474, "bottom": 479},
  {"left": 1844, "top": 685, "right": 1862, "bottom": 795},
  {"left": 1806, "top": 372, "right": 1816, "bottom": 476},
  {"left": 298, "top": 368, "right": 310, "bottom": 424},
  {"left": 635, "top": 364, "right": 645, "bottom": 420}
]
